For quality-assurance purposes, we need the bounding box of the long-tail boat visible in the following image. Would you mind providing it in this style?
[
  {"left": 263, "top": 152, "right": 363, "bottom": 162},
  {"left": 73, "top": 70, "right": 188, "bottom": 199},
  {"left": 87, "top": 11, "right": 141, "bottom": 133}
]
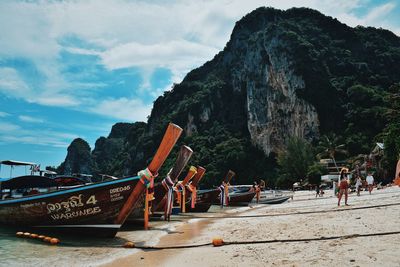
[
  {"left": 151, "top": 145, "right": 193, "bottom": 220},
  {"left": 125, "top": 145, "right": 193, "bottom": 223},
  {"left": 227, "top": 187, "right": 256, "bottom": 206},
  {"left": 175, "top": 166, "right": 198, "bottom": 213},
  {"left": 211, "top": 171, "right": 257, "bottom": 207},
  {"left": 232, "top": 185, "right": 291, "bottom": 204},
  {"left": 184, "top": 166, "right": 220, "bottom": 212},
  {"left": 187, "top": 170, "right": 236, "bottom": 210},
  {"left": 0, "top": 123, "right": 182, "bottom": 237},
  {"left": 187, "top": 189, "right": 220, "bottom": 212},
  {"left": 212, "top": 170, "right": 236, "bottom": 206}
]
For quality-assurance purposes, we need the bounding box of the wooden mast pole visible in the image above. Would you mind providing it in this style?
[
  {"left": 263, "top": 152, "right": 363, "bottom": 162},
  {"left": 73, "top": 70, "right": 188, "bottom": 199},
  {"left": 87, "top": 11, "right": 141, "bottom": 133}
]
[
  {"left": 191, "top": 166, "right": 206, "bottom": 187},
  {"left": 154, "top": 145, "right": 193, "bottom": 215},
  {"left": 179, "top": 166, "right": 197, "bottom": 213},
  {"left": 115, "top": 123, "right": 183, "bottom": 225}
]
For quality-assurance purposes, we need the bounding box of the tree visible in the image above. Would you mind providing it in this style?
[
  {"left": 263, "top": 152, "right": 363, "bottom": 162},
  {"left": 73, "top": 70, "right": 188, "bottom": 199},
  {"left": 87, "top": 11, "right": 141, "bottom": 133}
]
[
  {"left": 307, "top": 162, "right": 328, "bottom": 185},
  {"left": 277, "top": 137, "right": 315, "bottom": 188},
  {"left": 317, "top": 134, "right": 348, "bottom": 173}
]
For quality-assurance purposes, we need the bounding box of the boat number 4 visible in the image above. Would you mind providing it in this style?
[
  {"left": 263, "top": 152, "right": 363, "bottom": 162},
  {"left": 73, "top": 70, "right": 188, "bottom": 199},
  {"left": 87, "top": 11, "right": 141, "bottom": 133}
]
[
  {"left": 47, "top": 194, "right": 98, "bottom": 214},
  {"left": 86, "top": 195, "right": 98, "bottom": 205}
]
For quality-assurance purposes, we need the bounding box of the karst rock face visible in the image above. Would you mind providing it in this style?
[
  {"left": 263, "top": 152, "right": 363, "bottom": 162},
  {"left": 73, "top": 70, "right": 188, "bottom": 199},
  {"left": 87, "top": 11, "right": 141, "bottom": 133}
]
[
  {"left": 60, "top": 138, "right": 92, "bottom": 175},
  {"left": 221, "top": 11, "right": 320, "bottom": 154}
]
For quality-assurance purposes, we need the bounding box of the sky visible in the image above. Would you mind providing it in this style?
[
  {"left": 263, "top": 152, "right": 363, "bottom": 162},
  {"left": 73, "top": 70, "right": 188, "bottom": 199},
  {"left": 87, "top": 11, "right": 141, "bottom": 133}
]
[{"left": 0, "top": 0, "right": 399, "bottom": 177}]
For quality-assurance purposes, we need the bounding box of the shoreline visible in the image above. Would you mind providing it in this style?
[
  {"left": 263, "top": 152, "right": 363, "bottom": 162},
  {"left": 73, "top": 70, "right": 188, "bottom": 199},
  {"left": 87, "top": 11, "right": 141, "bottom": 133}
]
[{"left": 104, "top": 186, "right": 400, "bottom": 267}]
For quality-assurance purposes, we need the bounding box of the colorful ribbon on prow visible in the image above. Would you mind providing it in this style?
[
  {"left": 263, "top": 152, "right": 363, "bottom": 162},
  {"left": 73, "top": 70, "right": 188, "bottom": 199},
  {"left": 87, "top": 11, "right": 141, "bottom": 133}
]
[
  {"left": 186, "top": 183, "right": 197, "bottom": 209},
  {"left": 175, "top": 182, "right": 185, "bottom": 210},
  {"left": 175, "top": 166, "right": 197, "bottom": 212},
  {"left": 138, "top": 168, "right": 156, "bottom": 230},
  {"left": 219, "top": 181, "right": 229, "bottom": 207},
  {"left": 162, "top": 169, "right": 175, "bottom": 221}
]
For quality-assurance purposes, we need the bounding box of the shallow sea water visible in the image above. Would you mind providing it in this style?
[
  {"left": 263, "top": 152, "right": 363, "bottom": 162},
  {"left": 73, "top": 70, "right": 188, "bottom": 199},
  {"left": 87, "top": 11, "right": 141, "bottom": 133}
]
[{"left": 0, "top": 219, "right": 184, "bottom": 267}]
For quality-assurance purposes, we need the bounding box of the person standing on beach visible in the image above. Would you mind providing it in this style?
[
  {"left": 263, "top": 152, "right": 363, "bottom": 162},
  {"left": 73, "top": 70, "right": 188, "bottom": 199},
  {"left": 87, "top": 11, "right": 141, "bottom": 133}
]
[
  {"left": 315, "top": 184, "right": 320, "bottom": 198},
  {"left": 366, "top": 172, "right": 374, "bottom": 194},
  {"left": 355, "top": 175, "right": 362, "bottom": 196},
  {"left": 259, "top": 179, "right": 266, "bottom": 190},
  {"left": 338, "top": 169, "right": 349, "bottom": 206}
]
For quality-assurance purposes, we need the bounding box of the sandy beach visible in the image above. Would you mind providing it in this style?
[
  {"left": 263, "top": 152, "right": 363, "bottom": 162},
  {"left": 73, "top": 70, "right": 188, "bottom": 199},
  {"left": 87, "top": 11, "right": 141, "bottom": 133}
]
[{"left": 104, "top": 186, "right": 400, "bottom": 267}]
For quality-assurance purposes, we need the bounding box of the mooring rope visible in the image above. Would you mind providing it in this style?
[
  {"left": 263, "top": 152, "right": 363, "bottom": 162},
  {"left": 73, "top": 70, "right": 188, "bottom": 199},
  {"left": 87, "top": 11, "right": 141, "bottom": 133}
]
[
  {"left": 51, "top": 229, "right": 400, "bottom": 249},
  {"left": 130, "top": 230, "right": 400, "bottom": 250},
  {"left": 12, "top": 229, "right": 400, "bottom": 250}
]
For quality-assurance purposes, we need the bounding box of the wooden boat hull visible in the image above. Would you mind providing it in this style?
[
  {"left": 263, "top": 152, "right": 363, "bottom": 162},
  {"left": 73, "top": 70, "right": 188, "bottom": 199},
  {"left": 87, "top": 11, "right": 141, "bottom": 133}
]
[
  {"left": 211, "top": 189, "right": 256, "bottom": 206},
  {"left": 0, "top": 176, "right": 142, "bottom": 237},
  {"left": 185, "top": 189, "right": 220, "bottom": 212},
  {"left": 126, "top": 182, "right": 163, "bottom": 222},
  {"left": 152, "top": 182, "right": 168, "bottom": 212},
  {"left": 228, "top": 191, "right": 256, "bottom": 206},
  {"left": 257, "top": 196, "right": 290, "bottom": 204}
]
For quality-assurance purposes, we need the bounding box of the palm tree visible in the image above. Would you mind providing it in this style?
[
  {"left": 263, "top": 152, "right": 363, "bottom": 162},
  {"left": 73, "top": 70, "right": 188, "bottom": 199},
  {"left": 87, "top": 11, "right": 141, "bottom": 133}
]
[{"left": 317, "top": 134, "right": 348, "bottom": 173}]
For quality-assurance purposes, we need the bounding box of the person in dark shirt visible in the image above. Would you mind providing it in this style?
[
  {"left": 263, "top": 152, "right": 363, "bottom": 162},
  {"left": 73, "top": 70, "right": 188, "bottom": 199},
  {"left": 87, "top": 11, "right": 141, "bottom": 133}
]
[{"left": 315, "top": 184, "right": 320, "bottom": 198}]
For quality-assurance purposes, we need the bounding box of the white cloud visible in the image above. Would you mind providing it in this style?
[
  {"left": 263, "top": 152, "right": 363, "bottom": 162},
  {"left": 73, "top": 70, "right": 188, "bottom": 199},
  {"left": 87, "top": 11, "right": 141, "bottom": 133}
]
[
  {"left": 0, "top": 67, "right": 80, "bottom": 107},
  {"left": 0, "top": 111, "right": 10, "bottom": 117},
  {"left": 363, "top": 2, "right": 396, "bottom": 24},
  {"left": 18, "top": 115, "right": 44, "bottom": 123},
  {"left": 89, "top": 97, "right": 152, "bottom": 122},
  {"left": 101, "top": 39, "right": 219, "bottom": 89},
  {"left": 101, "top": 40, "right": 218, "bottom": 70},
  {"left": 0, "top": 121, "right": 79, "bottom": 148},
  {"left": 0, "top": 121, "right": 21, "bottom": 132},
  {"left": 0, "top": 135, "right": 70, "bottom": 148},
  {"left": 32, "top": 95, "right": 80, "bottom": 107},
  {"left": 0, "top": 67, "right": 31, "bottom": 97}
]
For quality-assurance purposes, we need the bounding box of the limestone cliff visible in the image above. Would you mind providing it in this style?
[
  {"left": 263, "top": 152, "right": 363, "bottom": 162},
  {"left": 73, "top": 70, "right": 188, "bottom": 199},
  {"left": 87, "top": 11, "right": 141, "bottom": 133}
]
[
  {"left": 223, "top": 12, "right": 320, "bottom": 154},
  {"left": 58, "top": 138, "right": 92, "bottom": 175}
]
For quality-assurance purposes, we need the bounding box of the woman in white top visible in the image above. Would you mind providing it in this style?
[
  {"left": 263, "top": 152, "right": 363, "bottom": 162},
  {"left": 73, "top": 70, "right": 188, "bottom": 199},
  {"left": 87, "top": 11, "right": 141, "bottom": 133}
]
[
  {"left": 355, "top": 176, "right": 362, "bottom": 196},
  {"left": 366, "top": 173, "right": 374, "bottom": 194}
]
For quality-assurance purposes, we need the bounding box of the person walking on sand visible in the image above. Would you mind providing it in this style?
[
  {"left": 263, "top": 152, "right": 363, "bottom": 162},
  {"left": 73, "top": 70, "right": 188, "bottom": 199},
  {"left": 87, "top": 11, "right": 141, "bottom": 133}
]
[
  {"left": 366, "top": 172, "right": 374, "bottom": 194},
  {"left": 315, "top": 184, "right": 320, "bottom": 198},
  {"left": 355, "top": 175, "right": 362, "bottom": 196},
  {"left": 338, "top": 169, "right": 349, "bottom": 206}
]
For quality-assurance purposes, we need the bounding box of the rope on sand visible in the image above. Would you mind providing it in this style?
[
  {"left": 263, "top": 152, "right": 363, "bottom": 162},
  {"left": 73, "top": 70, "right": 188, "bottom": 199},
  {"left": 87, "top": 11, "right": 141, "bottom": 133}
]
[
  {"left": 129, "top": 230, "right": 400, "bottom": 250},
  {"left": 17, "top": 229, "right": 400, "bottom": 250},
  {"left": 178, "top": 201, "right": 400, "bottom": 219}
]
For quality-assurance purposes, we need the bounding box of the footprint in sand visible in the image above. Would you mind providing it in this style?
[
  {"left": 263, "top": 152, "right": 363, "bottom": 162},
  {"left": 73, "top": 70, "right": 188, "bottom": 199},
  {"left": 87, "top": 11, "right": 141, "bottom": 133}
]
[
  {"left": 368, "top": 255, "right": 377, "bottom": 261},
  {"left": 329, "top": 241, "right": 339, "bottom": 247}
]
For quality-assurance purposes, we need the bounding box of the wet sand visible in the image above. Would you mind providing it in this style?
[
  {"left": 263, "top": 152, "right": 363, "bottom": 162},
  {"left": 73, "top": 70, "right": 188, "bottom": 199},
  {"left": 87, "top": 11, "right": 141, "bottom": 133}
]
[
  {"left": 102, "top": 205, "right": 256, "bottom": 266},
  {"left": 105, "top": 186, "right": 400, "bottom": 267},
  {"left": 103, "top": 219, "right": 210, "bottom": 266}
]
